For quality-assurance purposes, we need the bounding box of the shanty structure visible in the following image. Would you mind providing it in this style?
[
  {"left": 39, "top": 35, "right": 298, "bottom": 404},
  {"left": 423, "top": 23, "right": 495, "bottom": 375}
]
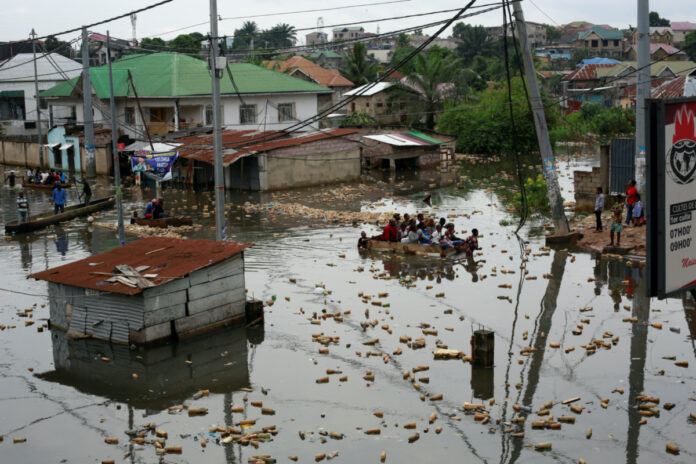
[
  {"left": 361, "top": 130, "right": 455, "bottom": 170},
  {"left": 29, "top": 237, "right": 252, "bottom": 344},
  {"left": 176, "top": 128, "right": 361, "bottom": 190}
]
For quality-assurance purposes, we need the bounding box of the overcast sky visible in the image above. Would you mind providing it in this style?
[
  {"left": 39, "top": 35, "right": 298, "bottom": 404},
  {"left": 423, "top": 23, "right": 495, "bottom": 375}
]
[{"left": 1, "top": 0, "right": 692, "bottom": 44}]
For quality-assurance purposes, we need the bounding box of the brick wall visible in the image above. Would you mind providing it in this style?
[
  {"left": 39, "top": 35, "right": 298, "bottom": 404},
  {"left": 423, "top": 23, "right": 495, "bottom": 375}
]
[{"left": 573, "top": 167, "right": 602, "bottom": 211}]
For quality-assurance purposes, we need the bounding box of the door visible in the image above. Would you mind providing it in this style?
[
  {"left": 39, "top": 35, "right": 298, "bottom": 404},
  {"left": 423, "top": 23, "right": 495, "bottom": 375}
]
[
  {"left": 148, "top": 107, "right": 169, "bottom": 135},
  {"left": 67, "top": 146, "right": 76, "bottom": 177}
]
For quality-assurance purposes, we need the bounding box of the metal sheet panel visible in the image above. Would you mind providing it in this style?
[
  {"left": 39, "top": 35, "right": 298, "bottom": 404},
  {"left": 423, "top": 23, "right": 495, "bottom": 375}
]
[{"left": 610, "top": 138, "right": 636, "bottom": 194}]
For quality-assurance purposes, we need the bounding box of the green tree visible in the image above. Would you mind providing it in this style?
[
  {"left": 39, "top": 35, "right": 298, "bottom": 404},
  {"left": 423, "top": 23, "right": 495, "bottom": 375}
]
[
  {"left": 44, "top": 36, "right": 74, "bottom": 58},
  {"left": 140, "top": 37, "right": 166, "bottom": 51},
  {"left": 452, "top": 23, "right": 493, "bottom": 66},
  {"left": 233, "top": 21, "right": 259, "bottom": 49},
  {"left": 649, "top": 11, "right": 670, "bottom": 27},
  {"left": 546, "top": 25, "right": 562, "bottom": 43},
  {"left": 169, "top": 34, "right": 201, "bottom": 53},
  {"left": 266, "top": 23, "right": 297, "bottom": 48},
  {"left": 572, "top": 47, "right": 589, "bottom": 65},
  {"left": 685, "top": 31, "right": 696, "bottom": 61},
  {"left": 396, "top": 33, "right": 411, "bottom": 48},
  {"left": 390, "top": 48, "right": 476, "bottom": 130},
  {"left": 390, "top": 47, "right": 416, "bottom": 74},
  {"left": 438, "top": 77, "right": 560, "bottom": 155},
  {"left": 340, "top": 42, "right": 378, "bottom": 85}
]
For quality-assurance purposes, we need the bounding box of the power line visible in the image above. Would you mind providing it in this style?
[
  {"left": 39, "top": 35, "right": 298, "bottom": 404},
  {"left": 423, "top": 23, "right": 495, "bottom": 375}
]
[{"left": 527, "top": 0, "right": 560, "bottom": 27}]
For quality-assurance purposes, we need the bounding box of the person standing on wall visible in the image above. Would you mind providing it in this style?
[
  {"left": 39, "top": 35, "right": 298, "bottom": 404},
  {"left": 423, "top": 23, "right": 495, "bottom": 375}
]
[
  {"left": 594, "top": 186, "right": 605, "bottom": 232},
  {"left": 52, "top": 182, "right": 66, "bottom": 214},
  {"left": 17, "top": 191, "right": 29, "bottom": 224},
  {"left": 624, "top": 179, "right": 637, "bottom": 225}
]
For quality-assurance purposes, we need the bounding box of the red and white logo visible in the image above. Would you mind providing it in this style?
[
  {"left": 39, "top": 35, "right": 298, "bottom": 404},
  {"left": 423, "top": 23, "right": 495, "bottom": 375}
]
[{"left": 668, "top": 105, "right": 696, "bottom": 185}]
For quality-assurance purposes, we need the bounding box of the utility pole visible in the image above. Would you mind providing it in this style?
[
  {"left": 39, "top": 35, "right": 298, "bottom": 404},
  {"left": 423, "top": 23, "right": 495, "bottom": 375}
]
[
  {"left": 106, "top": 31, "right": 125, "bottom": 245},
  {"left": 511, "top": 0, "right": 570, "bottom": 235},
  {"left": 31, "top": 29, "right": 44, "bottom": 169},
  {"left": 210, "top": 0, "right": 226, "bottom": 241},
  {"left": 635, "top": 0, "right": 650, "bottom": 195},
  {"left": 81, "top": 27, "right": 97, "bottom": 179}
]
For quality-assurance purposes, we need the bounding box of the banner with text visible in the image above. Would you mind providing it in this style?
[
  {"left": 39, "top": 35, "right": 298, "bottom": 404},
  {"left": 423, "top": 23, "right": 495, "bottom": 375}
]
[{"left": 131, "top": 151, "right": 178, "bottom": 182}]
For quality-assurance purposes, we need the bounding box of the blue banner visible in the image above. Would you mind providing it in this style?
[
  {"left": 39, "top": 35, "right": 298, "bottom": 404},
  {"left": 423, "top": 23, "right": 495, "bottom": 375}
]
[{"left": 131, "top": 151, "right": 178, "bottom": 182}]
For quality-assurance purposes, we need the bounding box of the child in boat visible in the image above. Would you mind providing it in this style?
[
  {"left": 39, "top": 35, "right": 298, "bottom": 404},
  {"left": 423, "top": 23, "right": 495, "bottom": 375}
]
[
  {"left": 465, "top": 228, "right": 480, "bottom": 258},
  {"left": 609, "top": 195, "right": 624, "bottom": 247},
  {"left": 358, "top": 231, "right": 369, "bottom": 249}
]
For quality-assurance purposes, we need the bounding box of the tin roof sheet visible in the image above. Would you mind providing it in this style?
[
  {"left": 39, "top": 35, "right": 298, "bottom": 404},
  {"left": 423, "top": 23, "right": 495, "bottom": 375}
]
[{"left": 29, "top": 237, "right": 252, "bottom": 296}]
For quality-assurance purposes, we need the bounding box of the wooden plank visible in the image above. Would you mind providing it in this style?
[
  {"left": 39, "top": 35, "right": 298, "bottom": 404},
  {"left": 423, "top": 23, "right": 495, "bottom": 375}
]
[
  {"left": 174, "top": 303, "right": 244, "bottom": 336},
  {"left": 188, "top": 273, "right": 244, "bottom": 301},
  {"left": 143, "top": 276, "right": 190, "bottom": 298},
  {"left": 129, "top": 320, "right": 172, "bottom": 344},
  {"left": 143, "top": 290, "right": 188, "bottom": 312},
  {"left": 144, "top": 304, "right": 186, "bottom": 326},
  {"left": 187, "top": 288, "right": 245, "bottom": 316},
  {"left": 116, "top": 265, "right": 155, "bottom": 289}
]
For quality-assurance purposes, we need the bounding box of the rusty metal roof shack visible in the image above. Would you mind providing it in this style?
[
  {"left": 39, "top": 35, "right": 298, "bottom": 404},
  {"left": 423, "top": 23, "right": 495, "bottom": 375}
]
[{"left": 29, "top": 238, "right": 253, "bottom": 344}]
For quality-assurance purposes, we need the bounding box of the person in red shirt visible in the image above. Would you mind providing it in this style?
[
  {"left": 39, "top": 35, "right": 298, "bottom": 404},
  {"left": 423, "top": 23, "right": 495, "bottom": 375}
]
[
  {"left": 625, "top": 179, "right": 637, "bottom": 225},
  {"left": 374, "top": 219, "right": 399, "bottom": 242}
]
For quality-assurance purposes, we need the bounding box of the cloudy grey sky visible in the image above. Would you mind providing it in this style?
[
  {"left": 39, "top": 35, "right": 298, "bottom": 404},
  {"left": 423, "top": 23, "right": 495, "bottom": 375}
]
[{"left": 1, "top": 0, "right": 692, "bottom": 44}]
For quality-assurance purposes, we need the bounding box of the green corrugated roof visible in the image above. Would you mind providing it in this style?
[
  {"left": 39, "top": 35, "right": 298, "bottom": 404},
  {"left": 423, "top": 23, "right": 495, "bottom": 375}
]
[
  {"left": 578, "top": 26, "right": 623, "bottom": 41},
  {"left": 0, "top": 90, "right": 24, "bottom": 97},
  {"left": 40, "top": 53, "right": 331, "bottom": 99},
  {"left": 408, "top": 130, "right": 444, "bottom": 145},
  {"left": 594, "top": 60, "right": 696, "bottom": 78},
  {"left": 310, "top": 51, "right": 341, "bottom": 59}
]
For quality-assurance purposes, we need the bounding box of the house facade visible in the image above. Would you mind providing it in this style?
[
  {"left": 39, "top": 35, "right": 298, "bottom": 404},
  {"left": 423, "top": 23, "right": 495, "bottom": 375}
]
[
  {"left": 333, "top": 27, "right": 366, "bottom": 41},
  {"left": 305, "top": 32, "right": 328, "bottom": 46},
  {"left": 577, "top": 26, "right": 624, "bottom": 58},
  {"left": 669, "top": 22, "right": 696, "bottom": 46},
  {"left": 0, "top": 53, "right": 81, "bottom": 136},
  {"left": 40, "top": 53, "right": 332, "bottom": 141}
]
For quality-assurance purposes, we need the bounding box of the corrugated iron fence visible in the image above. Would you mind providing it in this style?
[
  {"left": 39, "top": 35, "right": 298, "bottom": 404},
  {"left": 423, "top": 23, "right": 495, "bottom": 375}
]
[{"left": 610, "top": 138, "right": 635, "bottom": 194}]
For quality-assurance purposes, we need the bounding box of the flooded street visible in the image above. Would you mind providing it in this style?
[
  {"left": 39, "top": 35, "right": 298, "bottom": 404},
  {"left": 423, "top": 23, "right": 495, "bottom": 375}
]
[{"left": 1, "top": 155, "right": 695, "bottom": 464}]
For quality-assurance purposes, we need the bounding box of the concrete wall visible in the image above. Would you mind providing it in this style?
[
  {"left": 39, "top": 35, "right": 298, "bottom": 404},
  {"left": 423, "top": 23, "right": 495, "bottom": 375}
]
[
  {"left": 1, "top": 137, "right": 110, "bottom": 175},
  {"left": 574, "top": 167, "right": 602, "bottom": 211},
  {"left": 257, "top": 137, "right": 361, "bottom": 190}
]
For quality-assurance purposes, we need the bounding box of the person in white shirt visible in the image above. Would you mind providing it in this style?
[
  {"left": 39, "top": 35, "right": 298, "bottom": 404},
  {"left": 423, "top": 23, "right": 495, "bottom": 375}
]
[
  {"left": 594, "top": 187, "right": 605, "bottom": 232},
  {"left": 17, "top": 191, "right": 29, "bottom": 224}
]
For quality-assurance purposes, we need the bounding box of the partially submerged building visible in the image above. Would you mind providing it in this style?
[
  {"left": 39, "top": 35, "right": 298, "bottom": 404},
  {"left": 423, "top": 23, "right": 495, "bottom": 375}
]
[
  {"left": 29, "top": 237, "right": 252, "bottom": 344},
  {"left": 176, "top": 128, "right": 361, "bottom": 190},
  {"left": 361, "top": 130, "right": 455, "bottom": 170}
]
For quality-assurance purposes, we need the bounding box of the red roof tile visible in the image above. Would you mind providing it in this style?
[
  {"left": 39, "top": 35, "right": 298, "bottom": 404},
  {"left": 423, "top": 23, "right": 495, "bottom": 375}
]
[
  {"left": 652, "top": 76, "right": 687, "bottom": 99},
  {"left": 29, "top": 238, "right": 252, "bottom": 295},
  {"left": 263, "top": 56, "right": 354, "bottom": 88},
  {"left": 563, "top": 63, "right": 617, "bottom": 82}
]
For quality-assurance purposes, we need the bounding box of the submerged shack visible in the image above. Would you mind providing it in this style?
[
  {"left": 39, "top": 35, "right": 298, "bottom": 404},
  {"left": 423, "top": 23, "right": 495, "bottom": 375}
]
[{"left": 29, "top": 237, "right": 253, "bottom": 344}]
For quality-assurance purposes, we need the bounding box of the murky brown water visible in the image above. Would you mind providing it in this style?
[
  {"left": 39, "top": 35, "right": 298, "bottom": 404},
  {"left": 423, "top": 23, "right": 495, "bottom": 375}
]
[{"left": 1, "top": 154, "right": 694, "bottom": 464}]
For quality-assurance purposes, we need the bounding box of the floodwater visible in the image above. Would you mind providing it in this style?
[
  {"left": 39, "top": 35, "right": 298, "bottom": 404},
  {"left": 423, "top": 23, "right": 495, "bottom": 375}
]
[{"left": 0, "top": 154, "right": 694, "bottom": 464}]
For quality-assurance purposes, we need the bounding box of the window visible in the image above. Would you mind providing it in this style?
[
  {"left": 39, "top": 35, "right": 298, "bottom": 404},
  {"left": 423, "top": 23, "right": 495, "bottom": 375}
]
[
  {"left": 376, "top": 100, "right": 384, "bottom": 108},
  {"left": 39, "top": 98, "right": 47, "bottom": 110},
  {"left": 602, "top": 40, "right": 608, "bottom": 47},
  {"left": 591, "top": 40, "right": 598, "bottom": 48},
  {"left": 239, "top": 104, "right": 256, "bottom": 124},
  {"left": 614, "top": 40, "right": 619, "bottom": 46},
  {"left": 277, "top": 103, "right": 295, "bottom": 122},
  {"left": 124, "top": 107, "right": 135, "bottom": 125},
  {"left": 205, "top": 104, "right": 225, "bottom": 125}
]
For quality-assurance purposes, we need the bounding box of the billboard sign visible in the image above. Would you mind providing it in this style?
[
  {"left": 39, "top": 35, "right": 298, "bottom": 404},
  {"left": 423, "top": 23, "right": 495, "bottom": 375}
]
[
  {"left": 131, "top": 151, "right": 178, "bottom": 182},
  {"left": 647, "top": 98, "right": 696, "bottom": 297}
]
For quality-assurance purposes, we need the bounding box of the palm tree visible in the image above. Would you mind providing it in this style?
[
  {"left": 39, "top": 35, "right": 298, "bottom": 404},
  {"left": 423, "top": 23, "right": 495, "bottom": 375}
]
[
  {"left": 273, "top": 23, "right": 297, "bottom": 48},
  {"left": 390, "top": 49, "right": 475, "bottom": 129},
  {"left": 234, "top": 21, "right": 258, "bottom": 49},
  {"left": 340, "top": 42, "right": 378, "bottom": 86}
]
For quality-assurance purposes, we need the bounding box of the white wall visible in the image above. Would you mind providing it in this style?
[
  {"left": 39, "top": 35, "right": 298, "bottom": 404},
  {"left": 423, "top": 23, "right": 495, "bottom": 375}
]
[{"left": 0, "top": 80, "right": 74, "bottom": 122}]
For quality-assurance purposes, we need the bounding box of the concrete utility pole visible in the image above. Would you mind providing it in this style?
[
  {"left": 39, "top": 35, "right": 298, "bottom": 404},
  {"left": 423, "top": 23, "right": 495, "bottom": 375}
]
[
  {"left": 210, "top": 0, "right": 226, "bottom": 241},
  {"left": 511, "top": 0, "right": 570, "bottom": 235},
  {"left": 81, "top": 27, "right": 97, "bottom": 179},
  {"left": 31, "top": 29, "right": 44, "bottom": 169},
  {"left": 106, "top": 31, "right": 125, "bottom": 245},
  {"left": 635, "top": 0, "right": 650, "bottom": 194}
]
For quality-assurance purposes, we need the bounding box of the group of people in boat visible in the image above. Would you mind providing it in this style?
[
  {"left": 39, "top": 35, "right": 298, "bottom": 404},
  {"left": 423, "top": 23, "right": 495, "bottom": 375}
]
[
  {"left": 360, "top": 212, "right": 480, "bottom": 257},
  {"left": 130, "top": 198, "right": 169, "bottom": 223}
]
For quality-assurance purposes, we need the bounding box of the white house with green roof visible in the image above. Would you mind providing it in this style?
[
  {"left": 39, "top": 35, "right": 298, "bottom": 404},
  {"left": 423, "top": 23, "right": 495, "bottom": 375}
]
[
  {"left": 577, "top": 26, "right": 625, "bottom": 58},
  {"left": 40, "top": 53, "right": 332, "bottom": 140}
]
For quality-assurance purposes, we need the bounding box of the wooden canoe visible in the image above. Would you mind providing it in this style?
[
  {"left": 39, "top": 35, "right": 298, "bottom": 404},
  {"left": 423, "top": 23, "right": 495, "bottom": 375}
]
[
  {"left": 22, "top": 182, "right": 73, "bottom": 190},
  {"left": 133, "top": 216, "right": 193, "bottom": 229},
  {"left": 367, "top": 240, "right": 469, "bottom": 257},
  {"left": 5, "top": 197, "right": 115, "bottom": 235}
]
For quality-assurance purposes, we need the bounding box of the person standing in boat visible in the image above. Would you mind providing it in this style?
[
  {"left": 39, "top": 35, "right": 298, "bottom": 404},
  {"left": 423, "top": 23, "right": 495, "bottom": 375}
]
[
  {"left": 52, "top": 182, "right": 66, "bottom": 214},
  {"left": 82, "top": 179, "right": 92, "bottom": 205},
  {"left": 17, "top": 191, "right": 29, "bottom": 224}
]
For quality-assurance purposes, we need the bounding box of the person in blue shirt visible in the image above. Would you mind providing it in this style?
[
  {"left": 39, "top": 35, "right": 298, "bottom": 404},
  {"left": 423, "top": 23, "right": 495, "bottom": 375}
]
[
  {"left": 52, "top": 182, "right": 66, "bottom": 214},
  {"left": 60, "top": 172, "right": 67, "bottom": 183},
  {"left": 144, "top": 198, "right": 157, "bottom": 219}
]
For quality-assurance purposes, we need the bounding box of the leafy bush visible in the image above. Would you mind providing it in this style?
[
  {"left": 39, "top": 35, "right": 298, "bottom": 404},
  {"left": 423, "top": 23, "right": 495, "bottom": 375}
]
[{"left": 513, "top": 174, "right": 550, "bottom": 213}]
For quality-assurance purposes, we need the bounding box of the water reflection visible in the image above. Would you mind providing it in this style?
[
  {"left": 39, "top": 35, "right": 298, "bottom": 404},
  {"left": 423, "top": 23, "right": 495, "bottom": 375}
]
[
  {"left": 38, "top": 326, "right": 261, "bottom": 410},
  {"left": 55, "top": 227, "right": 68, "bottom": 255}
]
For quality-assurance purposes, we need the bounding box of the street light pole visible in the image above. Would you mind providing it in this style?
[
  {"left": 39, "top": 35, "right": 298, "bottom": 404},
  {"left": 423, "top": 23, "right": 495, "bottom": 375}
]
[
  {"left": 81, "top": 27, "right": 97, "bottom": 179},
  {"left": 106, "top": 31, "right": 125, "bottom": 245},
  {"left": 635, "top": 0, "right": 650, "bottom": 194},
  {"left": 210, "top": 0, "right": 226, "bottom": 241},
  {"left": 31, "top": 29, "right": 44, "bottom": 169}
]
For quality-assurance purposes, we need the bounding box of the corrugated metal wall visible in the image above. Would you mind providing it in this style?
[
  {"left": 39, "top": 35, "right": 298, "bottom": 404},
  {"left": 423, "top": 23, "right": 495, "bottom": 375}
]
[{"left": 610, "top": 138, "right": 636, "bottom": 194}]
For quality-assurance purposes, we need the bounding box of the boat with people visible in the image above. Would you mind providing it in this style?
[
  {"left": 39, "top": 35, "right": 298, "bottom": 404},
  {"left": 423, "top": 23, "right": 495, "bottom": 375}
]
[
  {"left": 367, "top": 239, "right": 469, "bottom": 257},
  {"left": 22, "top": 182, "right": 73, "bottom": 190},
  {"left": 5, "top": 197, "right": 115, "bottom": 235},
  {"left": 133, "top": 216, "right": 193, "bottom": 229}
]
